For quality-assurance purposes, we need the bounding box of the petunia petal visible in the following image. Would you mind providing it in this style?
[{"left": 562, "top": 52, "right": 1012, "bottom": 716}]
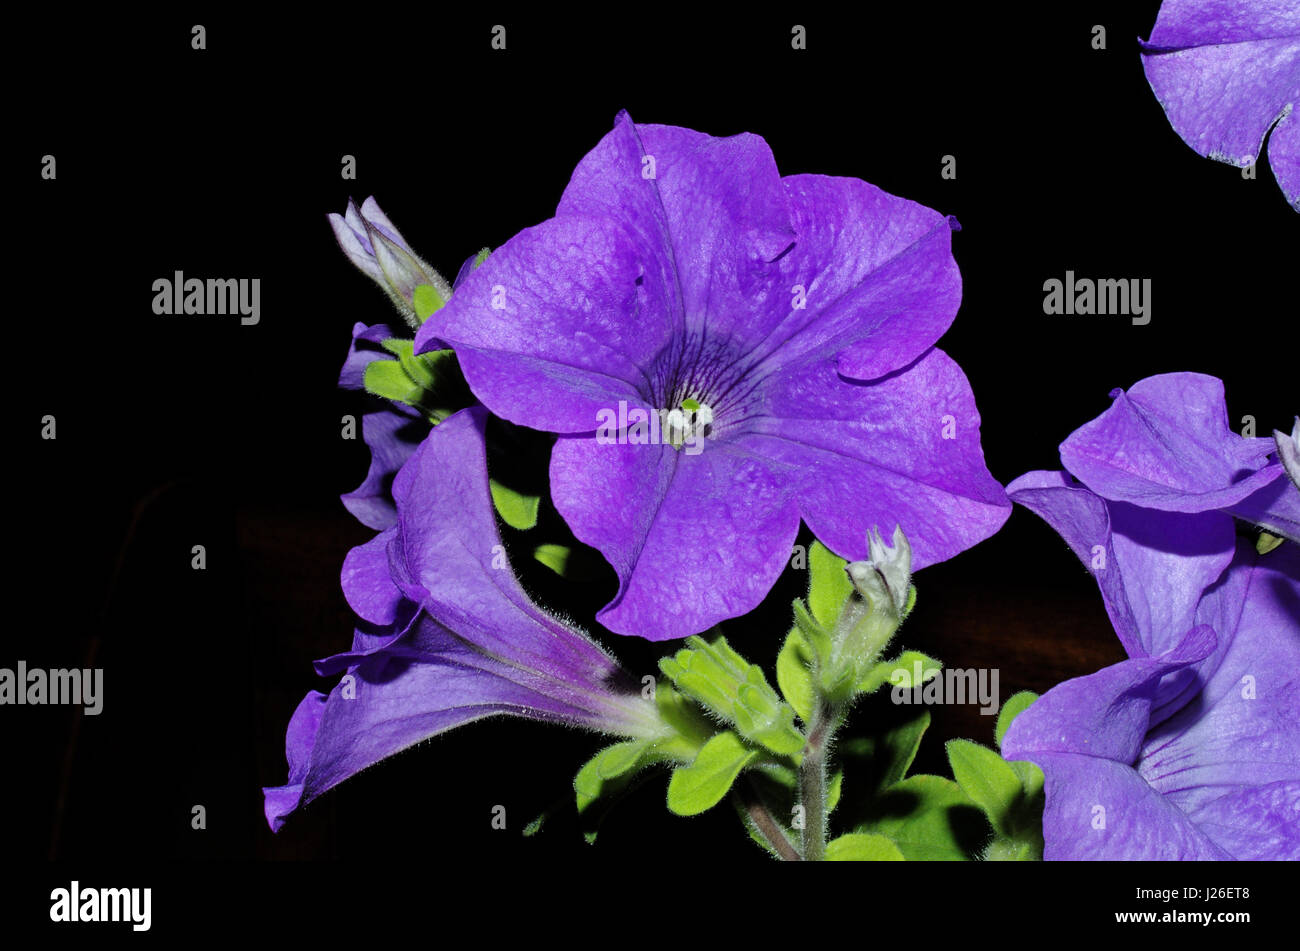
[
  {"left": 549, "top": 433, "right": 800, "bottom": 640},
  {"left": 1141, "top": 1, "right": 1300, "bottom": 171},
  {"left": 388, "top": 407, "right": 626, "bottom": 680},
  {"left": 744, "top": 174, "right": 961, "bottom": 382},
  {"left": 340, "top": 408, "right": 424, "bottom": 531},
  {"left": 1138, "top": 540, "right": 1300, "bottom": 854},
  {"left": 1059, "top": 372, "right": 1281, "bottom": 512},
  {"left": 748, "top": 347, "right": 1009, "bottom": 570},
  {"left": 413, "top": 215, "right": 672, "bottom": 434},
  {"left": 557, "top": 110, "right": 795, "bottom": 347}
]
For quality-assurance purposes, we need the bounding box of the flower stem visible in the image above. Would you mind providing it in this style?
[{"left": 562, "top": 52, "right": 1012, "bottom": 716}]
[
  {"left": 799, "top": 701, "right": 835, "bottom": 861},
  {"left": 734, "top": 777, "right": 802, "bottom": 861}
]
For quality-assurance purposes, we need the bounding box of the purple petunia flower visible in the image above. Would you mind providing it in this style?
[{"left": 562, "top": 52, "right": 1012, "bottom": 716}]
[
  {"left": 263, "top": 407, "right": 666, "bottom": 832},
  {"left": 1140, "top": 0, "right": 1300, "bottom": 210},
  {"left": 1002, "top": 471, "right": 1299, "bottom": 859},
  {"left": 412, "top": 112, "right": 1010, "bottom": 640},
  {"left": 1058, "top": 372, "right": 1299, "bottom": 543}
]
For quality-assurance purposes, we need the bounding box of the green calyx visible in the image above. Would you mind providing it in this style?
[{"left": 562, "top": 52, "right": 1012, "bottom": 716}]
[{"left": 658, "top": 635, "right": 805, "bottom": 757}]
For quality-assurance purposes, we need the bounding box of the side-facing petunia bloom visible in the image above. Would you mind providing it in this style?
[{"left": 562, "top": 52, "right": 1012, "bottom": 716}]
[
  {"left": 263, "top": 407, "right": 667, "bottom": 832},
  {"left": 329, "top": 196, "right": 454, "bottom": 326},
  {"left": 1140, "top": 0, "right": 1300, "bottom": 211},
  {"left": 1058, "top": 372, "right": 1300, "bottom": 543},
  {"left": 413, "top": 111, "right": 1010, "bottom": 640},
  {"left": 1003, "top": 472, "right": 1300, "bottom": 859}
]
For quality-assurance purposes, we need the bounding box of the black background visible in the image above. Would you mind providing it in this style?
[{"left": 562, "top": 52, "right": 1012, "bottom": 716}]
[{"left": 8, "top": 3, "right": 1297, "bottom": 934}]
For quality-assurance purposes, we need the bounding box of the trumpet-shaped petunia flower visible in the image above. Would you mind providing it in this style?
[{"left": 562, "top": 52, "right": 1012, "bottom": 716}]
[
  {"left": 263, "top": 407, "right": 666, "bottom": 832},
  {"left": 329, "top": 196, "right": 454, "bottom": 326},
  {"left": 1058, "top": 372, "right": 1300, "bottom": 543},
  {"left": 1000, "top": 511, "right": 1300, "bottom": 860},
  {"left": 1140, "top": 0, "right": 1300, "bottom": 211},
  {"left": 413, "top": 112, "right": 1010, "bottom": 639}
]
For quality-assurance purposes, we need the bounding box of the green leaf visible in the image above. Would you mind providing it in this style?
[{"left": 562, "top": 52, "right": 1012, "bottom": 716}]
[
  {"left": 533, "top": 543, "right": 571, "bottom": 576},
  {"left": 807, "top": 540, "right": 853, "bottom": 629},
  {"left": 873, "top": 709, "right": 930, "bottom": 792},
  {"left": 489, "top": 479, "right": 540, "bottom": 530},
  {"left": 946, "top": 739, "right": 1023, "bottom": 837},
  {"left": 522, "top": 813, "right": 545, "bottom": 837},
  {"left": 472, "top": 247, "right": 491, "bottom": 269},
  {"left": 826, "top": 770, "right": 844, "bottom": 814},
  {"left": 856, "top": 774, "right": 985, "bottom": 861},
  {"left": 666, "top": 731, "right": 758, "bottom": 816},
  {"left": 984, "top": 836, "right": 1040, "bottom": 861},
  {"left": 995, "top": 690, "right": 1040, "bottom": 749},
  {"left": 363, "top": 359, "right": 425, "bottom": 406},
  {"left": 776, "top": 629, "right": 816, "bottom": 723},
  {"left": 412, "top": 284, "right": 445, "bottom": 322},
  {"left": 858, "top": 650, "right": 941, "bottom": 695},
  {"left": 826, "top": 833, "right": 905, "bottom": 861},
  {"left": 575, "top": 740, "right": 648, "bottom": 813}
]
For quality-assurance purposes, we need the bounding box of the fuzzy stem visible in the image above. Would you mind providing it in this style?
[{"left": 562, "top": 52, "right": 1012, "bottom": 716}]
[{"left": 799, "top": 701, "right": 834, "bottom": 861}]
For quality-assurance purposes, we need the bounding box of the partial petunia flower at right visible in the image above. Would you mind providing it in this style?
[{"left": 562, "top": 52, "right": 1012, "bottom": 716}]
[
  {"left": 413, "top": 111, "right": 1010, "bottom": 640},
  {"left": 1002, "top": 371, "right": 1300, "bottom": 859},
  {"left": 1140, "top": 0, "right": 1300, "bottom": 211}
]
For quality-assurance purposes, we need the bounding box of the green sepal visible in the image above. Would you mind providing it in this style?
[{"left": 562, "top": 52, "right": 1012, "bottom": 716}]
[
  {"left": 650, "top": 683, "right": 715, "bottom": 761},
  {"left": 658, "top": 635, "right": 803, "bottom": 756},
  {"left": 790, "top": 599, "right": 832, "bottom": 665},
  {"left": 575, "top": 740, "right": 649, "bottom": 814},
  {"left": 363, "top": 358, "right": 426, "bottom": 406},
  {"left": 1257, "top": 531, "right": 1284, "bottom": 554},
  {"left": 412, "top": 284, "right": 445, "bottom": 323},
  {"left": 472, "top": 247, "right": 491, "bottom": 269},
  {"left": 826, "top": 832, "right": 905, "bottom": 861},
  {"left": 807, "top": 540, "right": 853, "bottom": 629},
  {"left": 666, "top": 731, "right": 758, "bottom": 816},
  {"left": 776, "top": 629, "right": 816, "bottom": 723},
  {"left": 995, "top": 690, "right": 1040, "bottom": 749},
  {"left": 522, "top": 813, "right": 545, "bottom": 837},
  {"left": 489, "top": 479, "right": 541, "bottom": 530},
  {"left": 857, "top": 649, "right": 942, "bottom": 695},
  {"left": 855, "top": 774, "right": 984, "bottom": 861},
  {"left": 946, "top": 739, "right": 1023, "bottom": 837}
]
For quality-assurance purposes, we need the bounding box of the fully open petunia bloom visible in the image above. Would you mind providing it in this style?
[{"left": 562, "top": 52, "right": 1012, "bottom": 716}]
[
  {"left": 1140, "top": 0, "right": 1300, "bottom": 211},
  {"left": 413, "top": 112, "right": 1010, "bottom": 639},
  {"left": 1002, "top": 471, "right": 1299, "bottom": 859},
  {"left": 263, "top": 407, "right": 666, "bottom": 832},
  {"left": 1057, "top": 372, "right": 1300, "bottom": 543}
]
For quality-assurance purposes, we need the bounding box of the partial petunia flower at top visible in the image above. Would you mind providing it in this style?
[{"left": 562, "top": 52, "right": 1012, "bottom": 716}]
[
  {"left": 1140, "top": 0, "right": 1300, "bottom": 210},
  {"left": 263, "top": 407, "right": 668, "bottom": 832},
  {"left": 329, "top": 196, "right": 455, "bottom": 327},
  {"left": 1057, "top": 372, "right": 1300, "bottom": 544},
  {"left": 1000, "top": 474, "right": 1299, "bottom": 858},
  {"left": 413, "top": 111, "right": 1010, "bottom": 640}
]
